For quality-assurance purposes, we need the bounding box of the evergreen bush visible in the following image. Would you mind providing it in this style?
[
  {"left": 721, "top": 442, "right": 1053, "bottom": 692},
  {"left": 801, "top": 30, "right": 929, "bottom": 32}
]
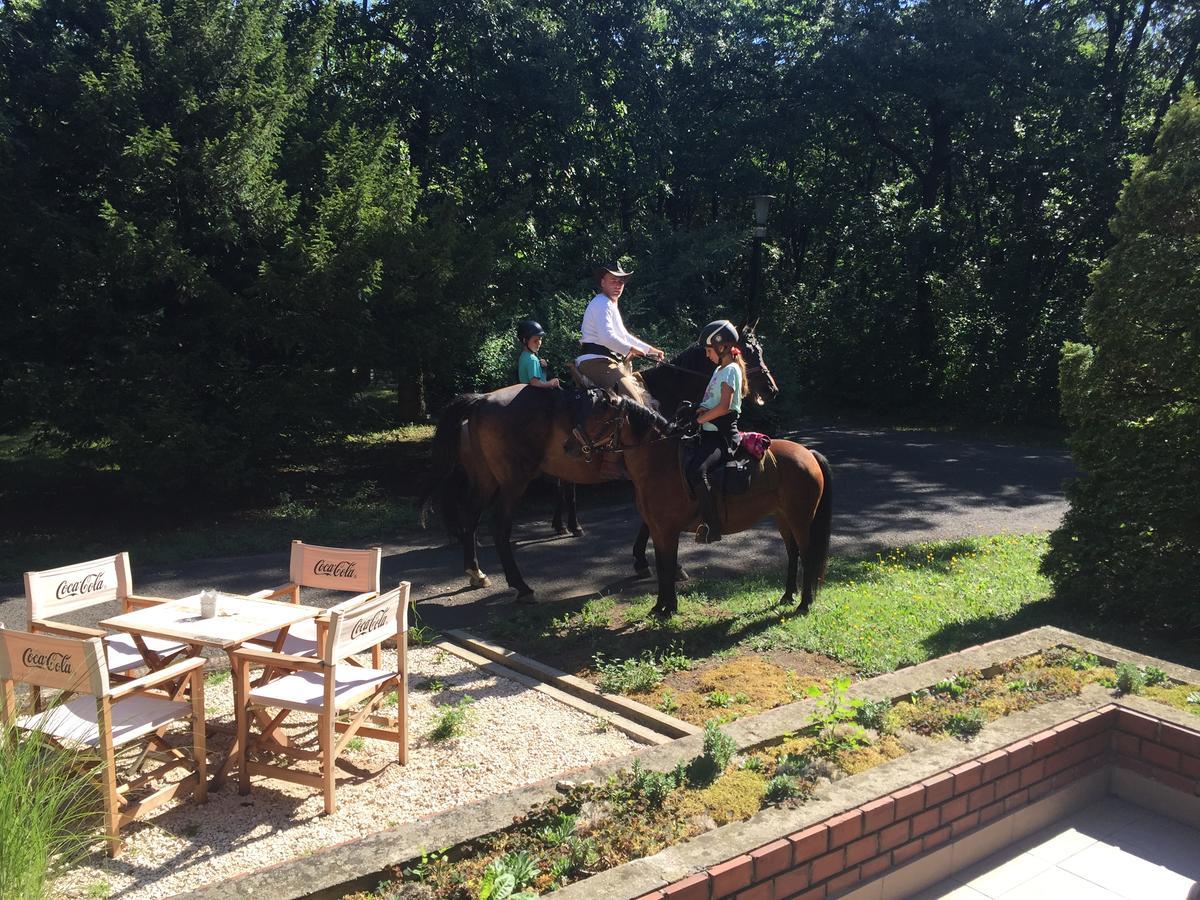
[{"left": 1044, "top": 90, "right": 1200, "bottom": 631}]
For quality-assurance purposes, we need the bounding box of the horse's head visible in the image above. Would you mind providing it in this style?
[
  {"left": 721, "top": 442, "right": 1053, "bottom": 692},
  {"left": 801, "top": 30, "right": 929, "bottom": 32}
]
[{"left": 738, "top": 324, "right": 779, "bottom": 406}]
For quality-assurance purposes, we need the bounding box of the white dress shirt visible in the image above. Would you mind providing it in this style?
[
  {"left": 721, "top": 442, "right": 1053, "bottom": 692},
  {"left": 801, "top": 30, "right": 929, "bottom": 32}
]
[{"left": 576, "top": 294, "right": 653, "bottom": 364}]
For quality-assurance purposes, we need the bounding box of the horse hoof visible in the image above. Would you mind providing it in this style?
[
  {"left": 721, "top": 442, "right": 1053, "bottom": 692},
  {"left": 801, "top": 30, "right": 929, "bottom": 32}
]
[
  {"left": 515, "top": 590, "right": 537, "bottom": 605},
  {"left": 553, "top": 525, "right": 568, "bottom": 535},
  {"left": 650, "top": 604, "right": 674, "bottom": 621},
  {"left": 469, "top": 574, "right": 491, "bottom": 589},
  {"left": 570, "top": 526, "right": 584, "bottom": 537},
  {"left": 634, "top": 562, "right": 651, "bottom": 578},
  {"left": 675, "top": 567, "right": 689, "bottom": 582}
]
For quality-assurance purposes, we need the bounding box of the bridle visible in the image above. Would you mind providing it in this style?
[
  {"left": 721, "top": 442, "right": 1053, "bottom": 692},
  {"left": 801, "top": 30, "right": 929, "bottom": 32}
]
[{"left": 571, "top": 399, "right": 626, "bottom": 462}]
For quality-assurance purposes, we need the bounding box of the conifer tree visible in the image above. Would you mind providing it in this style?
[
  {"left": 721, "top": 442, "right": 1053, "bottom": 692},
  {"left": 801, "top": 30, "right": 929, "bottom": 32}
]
[{"left": 1044, "top": 90, "right": 1200, "bottom": 630}]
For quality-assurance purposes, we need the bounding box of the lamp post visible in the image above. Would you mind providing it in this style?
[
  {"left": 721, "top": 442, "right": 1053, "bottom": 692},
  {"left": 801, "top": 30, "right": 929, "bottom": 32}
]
[{"left": 747, "top": 194, "right": 774, "bottom": 326}]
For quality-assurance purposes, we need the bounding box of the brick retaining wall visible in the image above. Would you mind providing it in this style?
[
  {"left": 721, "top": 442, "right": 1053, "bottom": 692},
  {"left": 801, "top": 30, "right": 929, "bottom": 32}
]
[{"left": 637, "top": 704, "right": 1200, "bottom": 900}]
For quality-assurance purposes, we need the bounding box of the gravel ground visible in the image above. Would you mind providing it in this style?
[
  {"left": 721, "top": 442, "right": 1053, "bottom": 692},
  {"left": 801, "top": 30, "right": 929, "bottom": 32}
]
[{"left": 52, "top": 646, "right": 639, "bottom": 899}]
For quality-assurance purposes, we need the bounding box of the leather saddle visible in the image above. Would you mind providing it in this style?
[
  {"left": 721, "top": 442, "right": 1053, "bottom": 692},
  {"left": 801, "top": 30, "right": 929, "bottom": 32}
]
[{"left": 679, "top": 435, "right": 769, "bottom": 498}]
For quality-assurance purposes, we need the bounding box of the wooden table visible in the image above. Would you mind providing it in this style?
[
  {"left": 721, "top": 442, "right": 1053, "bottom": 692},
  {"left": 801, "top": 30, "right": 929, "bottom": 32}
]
[{"left": 102, "top": 592, "right": 322, "bottom": 786}]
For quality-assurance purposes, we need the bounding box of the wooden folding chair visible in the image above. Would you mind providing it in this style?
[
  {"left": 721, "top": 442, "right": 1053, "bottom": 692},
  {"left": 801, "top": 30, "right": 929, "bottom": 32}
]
[
  {"left": 25, "top": 553, "right": 190, "bottom": 680},
  {"left": 232, "top": 582, "right": 409, "bottom": 814},
  {"left": 247, "top": 541, "right": 383, "bottom": 662},
  {"left": 0, "top": 625, "right": 207, "bottom": 857}
]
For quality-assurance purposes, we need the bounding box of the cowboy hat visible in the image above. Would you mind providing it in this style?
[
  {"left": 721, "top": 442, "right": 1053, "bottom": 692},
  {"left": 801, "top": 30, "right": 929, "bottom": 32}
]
[{"left": 595, "top": 260, "right": 634, "bottom": 278}]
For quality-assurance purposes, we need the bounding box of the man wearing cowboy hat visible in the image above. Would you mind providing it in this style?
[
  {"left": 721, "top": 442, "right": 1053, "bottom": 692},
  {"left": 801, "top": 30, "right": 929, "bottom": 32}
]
[{"left": 575, "top": 260, "right": 664, "bottom": 405}]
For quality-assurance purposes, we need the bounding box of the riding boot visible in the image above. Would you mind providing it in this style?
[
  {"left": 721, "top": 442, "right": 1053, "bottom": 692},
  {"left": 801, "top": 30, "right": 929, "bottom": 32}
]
[{"left": 695, "top": 481, "right": 723, "bottom": 544}]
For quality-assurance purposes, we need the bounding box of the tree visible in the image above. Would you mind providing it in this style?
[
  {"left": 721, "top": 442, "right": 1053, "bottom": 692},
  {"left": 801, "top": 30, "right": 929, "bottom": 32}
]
[
  {"left": 1044, "top": 89, "right": 1200, "bottom": 631},
  {"left": 0, "top": 0, "right": 416, "bottom": 493}
]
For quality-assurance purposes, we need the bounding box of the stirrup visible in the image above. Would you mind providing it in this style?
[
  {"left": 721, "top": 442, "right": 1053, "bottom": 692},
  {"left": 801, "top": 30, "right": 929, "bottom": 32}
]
[{"left": 695, "top": 524, "right": 722, "bottom": 544}]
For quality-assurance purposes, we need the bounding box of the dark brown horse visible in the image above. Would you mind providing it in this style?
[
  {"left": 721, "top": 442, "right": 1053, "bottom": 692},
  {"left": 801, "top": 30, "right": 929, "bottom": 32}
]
[
  {"left": 421, "top": 386, "right": 626, "bottom": 598},
  {"left": 591, "top": 393, "right": 832, "bottom": 617}
]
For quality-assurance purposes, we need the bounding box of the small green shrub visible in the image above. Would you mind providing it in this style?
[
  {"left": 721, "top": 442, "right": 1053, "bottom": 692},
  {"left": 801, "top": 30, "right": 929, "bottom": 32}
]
[
  {"left": 763, "top": 775, "right": 801, "bottom": 803},
  {"left": 687, "top": 721, "right": 738, "bottom": 786},
  {"left": 416, "top": 677, "right": 446, "bottom": 693},
  {"left": 706, "top": 690, "right": 733, "bottom": 708},
  {"left": 945, "top": 709, "right": 985, "bottom": 740},
  {"left": 552, "top": 836, "right": 597, "bottom": 879},
  {"left": 658, "top": 691, "right": 678, "bottom": 713},
  {"left": 628, "top": 761, "right": 681, "bottom": 805},
  {"left": 593, "top": 644, "right": 693, "bottom": 694},
  {"left": 855, "top": 697, "right": 893, "bottom": 732},
  {"left": 1142, "top": 665, "right": 1169, "bottom": 686},
  {"left": 807, "top": 676, "right": 867, "bottom": 755},
  {"left": 1043, "top": 647, "right": 1100, "bottom": 670},
  {"left": 537, "top": 813, "right": 577, "bottom": 847},
  {"left": 478, "top": 851, "right": 540, "bottom": 899},
  {"left": 430, "top": 696, "right": 475, "bottom": 741},
  {"left": 1187, "top": 692, "right": 1200, "bottom": 705},
  {"left": 930, "top": 673, "right": 972, "bottom": 699},
  {"left": 774, "top": 752, "right": 817, "bottom": 779},
  {"left": 1115, "top": 663, "right": 1145, "bottom": 695}
]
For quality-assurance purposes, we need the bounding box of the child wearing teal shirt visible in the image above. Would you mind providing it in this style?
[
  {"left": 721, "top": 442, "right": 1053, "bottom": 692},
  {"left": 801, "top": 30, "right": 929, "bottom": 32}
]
[{"left": 516, "top": 320, "right": 559, "bottom": 388}]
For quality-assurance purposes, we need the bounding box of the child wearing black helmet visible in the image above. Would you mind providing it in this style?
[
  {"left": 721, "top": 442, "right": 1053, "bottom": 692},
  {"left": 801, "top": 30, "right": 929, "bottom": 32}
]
[{"left": 516, "top": 320, "right": 560, "bottom": 388}]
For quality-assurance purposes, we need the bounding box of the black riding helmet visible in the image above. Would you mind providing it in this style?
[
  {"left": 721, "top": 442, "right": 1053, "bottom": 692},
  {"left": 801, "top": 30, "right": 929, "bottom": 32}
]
[
  {"left": 516, "top": 319, "right": 546, "bottom": 347},
  {"left": 699, "top": 319, "right": 739, "bottom": 347}
]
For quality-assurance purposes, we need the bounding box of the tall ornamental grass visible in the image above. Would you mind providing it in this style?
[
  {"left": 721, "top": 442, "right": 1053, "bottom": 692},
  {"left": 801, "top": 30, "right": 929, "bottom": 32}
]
[{"left": 0, "top": 724, "right": 100, "bottom": 899}]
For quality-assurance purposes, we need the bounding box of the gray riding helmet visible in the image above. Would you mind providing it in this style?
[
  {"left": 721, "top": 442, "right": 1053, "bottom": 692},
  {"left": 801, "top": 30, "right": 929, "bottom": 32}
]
[{"left": 699, "top": 319, "right": 739, "bottom": 347}]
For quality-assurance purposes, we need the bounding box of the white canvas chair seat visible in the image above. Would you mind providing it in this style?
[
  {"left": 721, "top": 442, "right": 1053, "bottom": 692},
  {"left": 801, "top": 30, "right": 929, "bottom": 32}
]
[
  {"left": 105, "top": 632, "right": 190, "bottom": 674},
  {"left": 253, "top": 620, "right": 319, "bottom": 657},
  {"left": 249, "top": 665, "right": 394, "bottom": 712},
  {"left": 19, "top": 693, "right": 192, "bottom": 749}
]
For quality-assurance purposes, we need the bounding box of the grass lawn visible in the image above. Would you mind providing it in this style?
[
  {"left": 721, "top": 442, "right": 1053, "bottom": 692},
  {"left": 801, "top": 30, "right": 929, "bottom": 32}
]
[{"left": 482, "top": 533, "right": 1200, "bottom": 686}]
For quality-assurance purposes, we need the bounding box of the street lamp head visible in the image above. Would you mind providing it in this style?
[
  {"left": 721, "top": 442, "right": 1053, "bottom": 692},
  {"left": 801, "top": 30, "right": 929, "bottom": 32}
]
[{"left": 753, "top": 194, "right": 775, "bottom": 228}]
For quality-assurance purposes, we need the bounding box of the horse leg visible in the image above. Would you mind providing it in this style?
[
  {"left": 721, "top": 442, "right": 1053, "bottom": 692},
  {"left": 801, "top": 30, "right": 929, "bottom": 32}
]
[
  {"left": 552, "top": 479, "right": 567, "bottom": 535},
  {"left": 649, "top": 529, "right": 680, "bottom": 619},
  {"left": 633, "top": 522, "right": 688, "bottom": 581},
  {"left": 491, "top": 488, "right": 535, "bottom": 601},
  {"left": 462, "top": 496, "right": 490, "bottom": 589},
  {"left": 565, "top": 482, "right": 583, "bottom": 536},
  {"left": 633, "top": 521, "right": 651, "bottom": 576},
  {"left": 775, "top": 519, "right": 800, "bottom": 606}
]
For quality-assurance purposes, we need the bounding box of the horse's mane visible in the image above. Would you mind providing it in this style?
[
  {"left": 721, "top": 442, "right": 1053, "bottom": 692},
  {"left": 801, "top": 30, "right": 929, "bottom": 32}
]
[
  {"left": 619, "top": 396, "right": 670, "bottom": 439},
  {"left": 671, "top": 343, "right": 712, "bottom": 372}
]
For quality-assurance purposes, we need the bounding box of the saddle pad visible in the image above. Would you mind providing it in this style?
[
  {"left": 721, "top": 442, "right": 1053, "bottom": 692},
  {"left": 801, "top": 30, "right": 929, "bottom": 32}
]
[{"left": 725, "top": 448, "right": 780, "bottom": 497}]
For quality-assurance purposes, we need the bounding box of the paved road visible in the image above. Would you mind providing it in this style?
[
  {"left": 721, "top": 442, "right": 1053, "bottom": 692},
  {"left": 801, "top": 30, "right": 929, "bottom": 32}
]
[{"left": 0, "top": 422, "right": 1075, "bottom": 633}]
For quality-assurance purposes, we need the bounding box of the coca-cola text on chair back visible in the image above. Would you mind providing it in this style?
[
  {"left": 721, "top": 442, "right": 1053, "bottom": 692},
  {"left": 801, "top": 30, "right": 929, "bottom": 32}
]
[
  {"left": 24, "top": 553, "right": 133, "bottom": 622},
  {"left": 0, "top": 626, "right": 109, "bottom": 697},
  {"left": 288, "top": 541, "right": 381, "bottom": 595},
  {"left": 325, "top": 583, "right": 409, "bottom": 664}
]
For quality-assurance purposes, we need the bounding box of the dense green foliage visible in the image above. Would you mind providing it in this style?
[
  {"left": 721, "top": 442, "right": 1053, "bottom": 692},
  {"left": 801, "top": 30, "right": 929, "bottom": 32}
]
[
  {"left": 2, "top": 0, "right": 1198, "bottom": 493},
  {"left": 1045, "top": 90, "right": 1200, "bottom": 632}
]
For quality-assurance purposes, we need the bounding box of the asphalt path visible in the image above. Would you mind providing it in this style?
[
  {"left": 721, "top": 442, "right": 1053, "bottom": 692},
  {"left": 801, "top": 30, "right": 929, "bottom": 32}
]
[{"left": 0, "top": 423, "right": 1076, "bottom": 634}]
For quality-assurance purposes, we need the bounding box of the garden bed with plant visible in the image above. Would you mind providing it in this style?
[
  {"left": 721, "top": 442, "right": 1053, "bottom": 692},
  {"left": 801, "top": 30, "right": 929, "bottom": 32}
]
[
  {"left": 356, "top": 645, "right": 1200, "bottom": 899},
  {"left": 475, "top": 535, "right": 1083, "bottom": 730}
]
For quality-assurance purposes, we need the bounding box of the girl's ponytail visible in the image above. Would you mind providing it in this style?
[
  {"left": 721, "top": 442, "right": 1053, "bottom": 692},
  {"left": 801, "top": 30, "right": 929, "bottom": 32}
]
[{"left": 724, "top": 346, "right": 750, "bottom": 398}]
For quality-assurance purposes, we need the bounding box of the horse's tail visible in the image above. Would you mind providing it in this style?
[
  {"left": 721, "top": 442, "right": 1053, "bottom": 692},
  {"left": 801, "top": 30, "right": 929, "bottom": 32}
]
[
  {"left": 419, "top": 393, "right": 484, "bottom": 533},
  {"left": 802, "top": 450, "right": 834, "bottom": 599}
]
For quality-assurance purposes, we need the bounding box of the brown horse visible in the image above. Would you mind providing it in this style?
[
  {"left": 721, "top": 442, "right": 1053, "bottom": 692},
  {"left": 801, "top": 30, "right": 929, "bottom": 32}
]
[
  {"left": 422, "top": 388, "right": 831, "bottom": 617},
  {"left": 421, "top": 386, "right": 629, "bottom": 598},
  {"left": 594, "top": 393, "right": 833, "bottom": 617}
]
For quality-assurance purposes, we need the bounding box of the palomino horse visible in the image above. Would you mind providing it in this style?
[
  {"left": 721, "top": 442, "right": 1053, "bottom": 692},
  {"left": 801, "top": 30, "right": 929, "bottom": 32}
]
[
  {"left": 554, "top": 325, "right": 781, "bottom": 574},
  {"left": 589, "top": 393, "right": 832, "bottom": 617}
]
